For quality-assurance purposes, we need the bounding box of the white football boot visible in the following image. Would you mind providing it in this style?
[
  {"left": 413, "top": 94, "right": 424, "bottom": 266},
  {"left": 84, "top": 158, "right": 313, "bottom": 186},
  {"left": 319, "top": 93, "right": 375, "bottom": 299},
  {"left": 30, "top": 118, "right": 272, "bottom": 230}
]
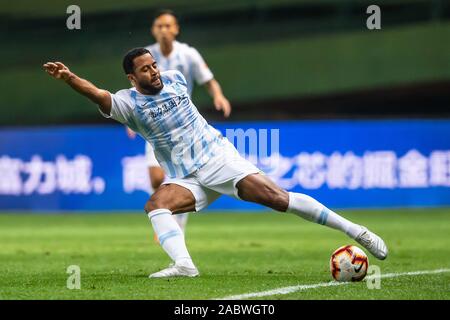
[
  {"left": 149, "top": 263, "right": 199, "bottom": 278},
  {"left": 355, "top": 227, "right": 388, "bottom": 260}
]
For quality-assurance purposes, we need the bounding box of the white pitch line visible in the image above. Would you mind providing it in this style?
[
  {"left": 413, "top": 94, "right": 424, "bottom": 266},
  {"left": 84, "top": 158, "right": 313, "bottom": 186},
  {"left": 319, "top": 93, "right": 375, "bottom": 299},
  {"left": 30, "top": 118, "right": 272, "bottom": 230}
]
[{"left": 217, "top": 268, "right": 450, "bottom": 300}]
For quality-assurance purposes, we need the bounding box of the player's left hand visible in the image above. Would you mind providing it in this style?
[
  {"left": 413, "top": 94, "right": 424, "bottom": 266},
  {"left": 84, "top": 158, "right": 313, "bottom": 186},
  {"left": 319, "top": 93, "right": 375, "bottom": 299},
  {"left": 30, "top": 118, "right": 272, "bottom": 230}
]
[{"left": 214, "top": 95, "right": 231, "bottom": 118}]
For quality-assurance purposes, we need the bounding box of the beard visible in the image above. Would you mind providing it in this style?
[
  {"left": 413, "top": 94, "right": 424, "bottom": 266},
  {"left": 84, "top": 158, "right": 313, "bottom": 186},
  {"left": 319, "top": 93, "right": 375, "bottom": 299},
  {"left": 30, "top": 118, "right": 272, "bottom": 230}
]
[{"left": 138, "top": 79, "right": 164, "bottom": 95}]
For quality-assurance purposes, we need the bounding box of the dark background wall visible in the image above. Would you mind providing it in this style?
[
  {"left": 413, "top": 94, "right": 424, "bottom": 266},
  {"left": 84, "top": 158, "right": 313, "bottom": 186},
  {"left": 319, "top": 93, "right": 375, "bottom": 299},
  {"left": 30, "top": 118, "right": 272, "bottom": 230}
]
[{"left": 1, "top": 0, "right": 449, "bottom": 126}]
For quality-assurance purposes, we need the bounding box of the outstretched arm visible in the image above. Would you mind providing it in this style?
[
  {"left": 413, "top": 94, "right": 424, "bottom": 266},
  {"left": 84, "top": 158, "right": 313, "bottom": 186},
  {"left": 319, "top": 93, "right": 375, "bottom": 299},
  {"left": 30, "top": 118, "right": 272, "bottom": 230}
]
[
  {"left": 203, "top": 79, "right": 231, "bottom": 118},
  {"left": 43, "top": 61, "right": 112, "bottom": 115}
]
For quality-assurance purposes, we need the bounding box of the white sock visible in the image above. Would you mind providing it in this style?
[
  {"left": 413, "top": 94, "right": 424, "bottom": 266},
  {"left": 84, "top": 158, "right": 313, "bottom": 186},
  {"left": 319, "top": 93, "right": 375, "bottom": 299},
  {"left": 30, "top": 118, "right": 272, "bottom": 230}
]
[
  {"left": 287, "top": 192, "right": 362, "bottom": 238},
  {"left": 147, "top": 209, "right": 196, "bottom": 268},
  {"left": 173, "top": 213, "right": 189, "bottom": 234}
]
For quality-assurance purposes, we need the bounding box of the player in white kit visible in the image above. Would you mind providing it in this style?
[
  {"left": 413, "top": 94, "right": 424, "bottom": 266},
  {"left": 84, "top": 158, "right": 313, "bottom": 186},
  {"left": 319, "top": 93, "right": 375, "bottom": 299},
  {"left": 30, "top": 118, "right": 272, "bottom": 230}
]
[
  {"left": 128, "top": 10, "right": 231, "bottom": 235},
  {"left": 43, "top": 48, "right": 388, "bottom": 278}
]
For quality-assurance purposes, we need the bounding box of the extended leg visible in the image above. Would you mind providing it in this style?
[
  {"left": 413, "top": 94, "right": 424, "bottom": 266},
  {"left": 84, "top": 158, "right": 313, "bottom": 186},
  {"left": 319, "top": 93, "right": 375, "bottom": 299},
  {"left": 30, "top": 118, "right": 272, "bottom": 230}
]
[{"left": 236, "top": 173, "right": 388, "bottom": 260}]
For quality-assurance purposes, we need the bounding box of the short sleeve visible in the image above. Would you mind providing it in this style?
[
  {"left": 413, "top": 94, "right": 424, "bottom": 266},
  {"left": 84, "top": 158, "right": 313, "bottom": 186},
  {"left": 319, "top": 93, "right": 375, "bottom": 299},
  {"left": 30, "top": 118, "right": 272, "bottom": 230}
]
[
  {"left": 189, "top": 47, "right": 214, "bottom": 85},
  {"left": 98, "top": 89, "right": 133, "bottom": 125}
]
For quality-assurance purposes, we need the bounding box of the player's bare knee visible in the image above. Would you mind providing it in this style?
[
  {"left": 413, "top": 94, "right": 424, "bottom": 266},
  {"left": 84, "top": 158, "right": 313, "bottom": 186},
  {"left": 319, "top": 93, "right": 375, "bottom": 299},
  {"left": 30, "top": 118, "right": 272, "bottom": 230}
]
[
  {"left": 144, "top": 197, "right": 167, "bottom": 213},
  {"left": 144, "top": 199, "right": 156, "bottom": 213}
]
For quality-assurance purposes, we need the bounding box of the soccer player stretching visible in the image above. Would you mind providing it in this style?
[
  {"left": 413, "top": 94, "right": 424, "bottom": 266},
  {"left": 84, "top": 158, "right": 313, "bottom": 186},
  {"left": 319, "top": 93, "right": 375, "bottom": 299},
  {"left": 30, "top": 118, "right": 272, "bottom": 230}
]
[
  {"left": 127, "top": 9, "right": 231, "bottom": 235},
  {"left": 43, "top": 48, "right": 387, "bottom": 278}
]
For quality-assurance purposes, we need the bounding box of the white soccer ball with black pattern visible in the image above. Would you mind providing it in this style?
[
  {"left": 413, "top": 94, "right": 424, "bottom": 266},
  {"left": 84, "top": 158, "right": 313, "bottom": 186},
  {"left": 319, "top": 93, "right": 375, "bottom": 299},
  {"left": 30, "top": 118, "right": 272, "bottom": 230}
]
[{"left": 330, "top": 245, "right": 369, "bottom": 282}]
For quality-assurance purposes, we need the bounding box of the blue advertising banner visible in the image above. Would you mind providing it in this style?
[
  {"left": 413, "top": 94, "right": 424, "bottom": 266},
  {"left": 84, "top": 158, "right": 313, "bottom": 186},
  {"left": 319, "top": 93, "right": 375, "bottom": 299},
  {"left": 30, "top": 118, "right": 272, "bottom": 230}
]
[{"left": 0, "top": 120, "right": 449, "bottom": 211}]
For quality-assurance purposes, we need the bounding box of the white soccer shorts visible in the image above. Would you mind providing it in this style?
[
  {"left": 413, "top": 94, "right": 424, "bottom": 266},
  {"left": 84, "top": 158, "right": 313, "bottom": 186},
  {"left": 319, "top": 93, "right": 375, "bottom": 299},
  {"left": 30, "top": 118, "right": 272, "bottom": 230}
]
[{"left": 161, "top": 141, "right": 261, "bottom": 212}]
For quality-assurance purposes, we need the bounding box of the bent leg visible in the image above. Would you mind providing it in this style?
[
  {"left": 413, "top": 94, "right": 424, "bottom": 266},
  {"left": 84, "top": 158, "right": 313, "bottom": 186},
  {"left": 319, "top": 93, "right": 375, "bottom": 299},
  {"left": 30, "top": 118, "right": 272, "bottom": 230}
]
[
  {"left": 145, "top": 183, "right": 196, "bottom": 214},
  {"left": 144, "top": 184, "right": 197, "bottom": 272},
  {"left": 148, "top": 167, "right": 190, "bottom": 234}
]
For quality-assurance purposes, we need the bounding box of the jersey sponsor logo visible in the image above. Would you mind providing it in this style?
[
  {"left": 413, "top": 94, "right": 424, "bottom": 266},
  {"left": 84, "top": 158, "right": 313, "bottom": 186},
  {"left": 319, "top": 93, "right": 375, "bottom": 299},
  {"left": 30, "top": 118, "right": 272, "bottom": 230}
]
[{"left": 148, "top": 97, "right": 179, "bottom": 120}]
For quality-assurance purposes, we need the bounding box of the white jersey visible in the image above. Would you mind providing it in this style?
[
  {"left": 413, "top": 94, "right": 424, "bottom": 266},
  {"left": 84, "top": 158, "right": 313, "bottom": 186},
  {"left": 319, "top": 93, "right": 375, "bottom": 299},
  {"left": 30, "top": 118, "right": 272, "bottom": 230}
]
[
  {"left": 145, "top": 41, "right": 213, "bottom": 96},
  {"left": 101, "top": 70, "right": 226, "bottom": 178}
]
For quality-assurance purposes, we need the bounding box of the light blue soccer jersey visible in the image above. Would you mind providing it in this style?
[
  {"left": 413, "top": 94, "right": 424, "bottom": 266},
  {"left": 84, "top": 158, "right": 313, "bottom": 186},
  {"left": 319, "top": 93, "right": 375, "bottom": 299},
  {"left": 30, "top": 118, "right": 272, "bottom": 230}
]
[{"left": 101, "top": 70, "right": 226, "bottom": 178}]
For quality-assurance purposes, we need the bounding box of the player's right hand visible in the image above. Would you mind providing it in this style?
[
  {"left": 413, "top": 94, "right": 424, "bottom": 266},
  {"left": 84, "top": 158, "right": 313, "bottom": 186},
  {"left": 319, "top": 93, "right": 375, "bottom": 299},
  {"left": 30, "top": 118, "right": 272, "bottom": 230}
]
[{"left": 43, "top": 62, "right": 72, "bottom": 81}]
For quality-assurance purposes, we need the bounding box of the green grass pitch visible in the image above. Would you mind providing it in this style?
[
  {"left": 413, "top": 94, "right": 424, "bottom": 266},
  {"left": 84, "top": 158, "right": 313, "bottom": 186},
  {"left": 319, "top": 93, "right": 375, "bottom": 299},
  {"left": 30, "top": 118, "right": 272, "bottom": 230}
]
[{"left": 0, "top": 209, "right": 449, "bottom": 300}]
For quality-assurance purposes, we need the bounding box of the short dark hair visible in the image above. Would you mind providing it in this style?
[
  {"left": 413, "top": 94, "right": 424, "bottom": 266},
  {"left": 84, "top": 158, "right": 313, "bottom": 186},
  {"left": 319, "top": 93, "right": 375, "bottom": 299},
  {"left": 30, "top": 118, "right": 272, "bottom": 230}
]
[
  {"left": 122, "top": 47, "right": 151, "bottom": 74},
  {"left": 153, "top": 9, "right": 178, "bottom": 23}
]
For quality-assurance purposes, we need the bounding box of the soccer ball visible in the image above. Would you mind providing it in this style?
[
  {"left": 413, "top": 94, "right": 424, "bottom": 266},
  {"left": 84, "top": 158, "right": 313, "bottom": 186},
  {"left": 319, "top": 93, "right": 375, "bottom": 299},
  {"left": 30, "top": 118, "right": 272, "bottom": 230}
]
[{"left": 330, "top": 245, "right": 369, "bottom": 282}]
